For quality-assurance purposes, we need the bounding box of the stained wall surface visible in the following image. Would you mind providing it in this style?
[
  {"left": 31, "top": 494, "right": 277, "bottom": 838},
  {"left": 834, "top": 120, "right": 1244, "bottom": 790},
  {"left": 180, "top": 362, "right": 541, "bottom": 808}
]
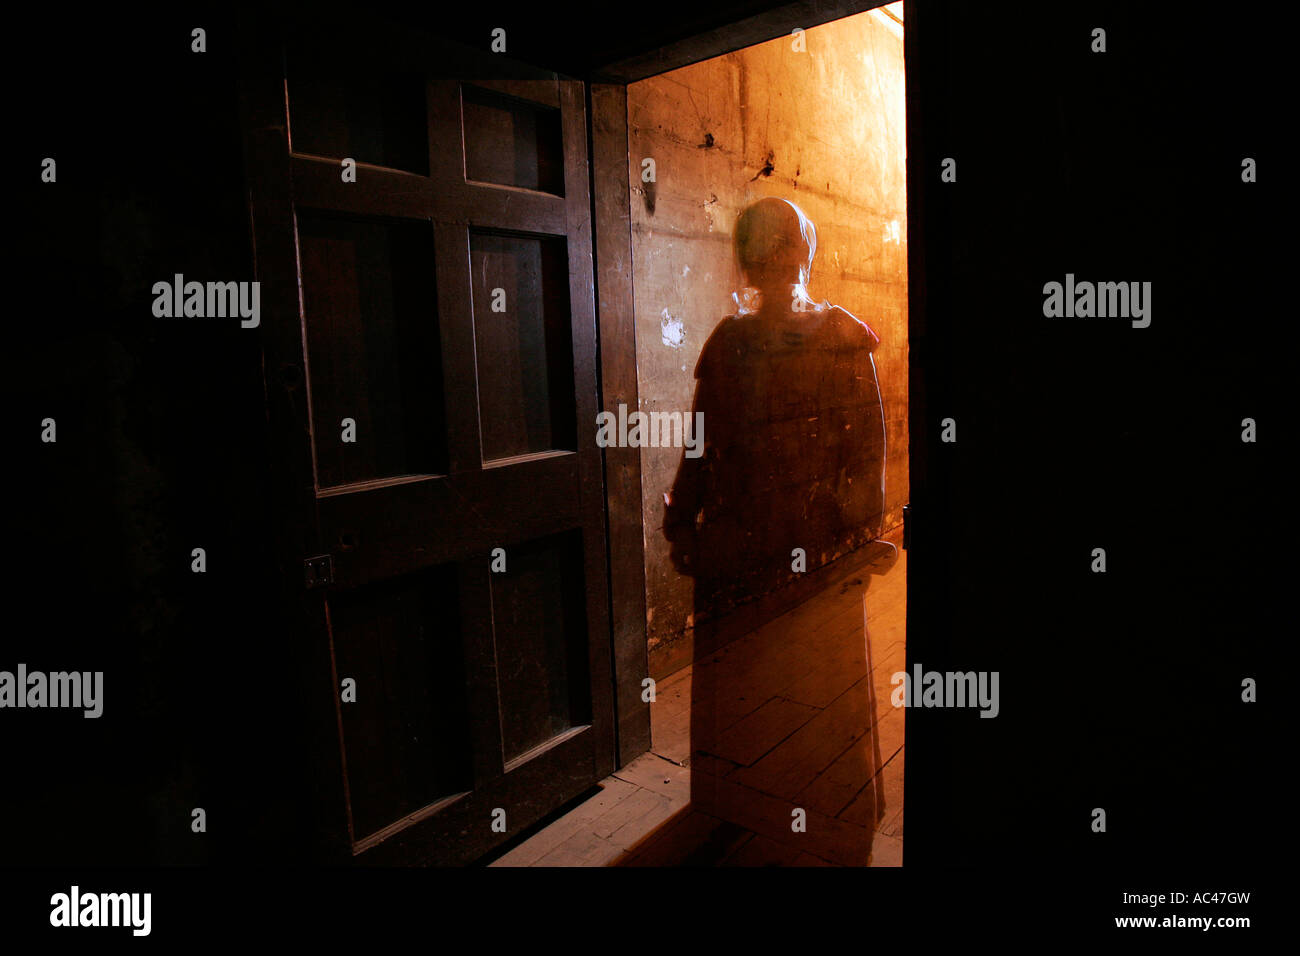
[{"left": 628, "top": 7, "right": 908, "bottom": 664}]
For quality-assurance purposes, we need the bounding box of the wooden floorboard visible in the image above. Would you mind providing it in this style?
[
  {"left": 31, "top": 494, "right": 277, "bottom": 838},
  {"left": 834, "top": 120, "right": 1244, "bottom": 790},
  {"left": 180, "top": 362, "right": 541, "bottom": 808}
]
[
  {"left": 695, "top": 774, "right": 874, "bottom": 866},
  {"left": 488, "top": 776, "right": 641, "bottom": 867},
  {"left": 708, "top": 695, "right": 822, "bottom": 767},
  {"left": 612, "top": 751, "right": 690, "bottom": 803},
  {"left": 620, "top": 811, "right": 727, "bottom": 866},
  {"left": 728, "top": 673, "right": 875, "bottom": 802},
  {"left": 798, "top": 682, "right": 904, "bottom": 818}
]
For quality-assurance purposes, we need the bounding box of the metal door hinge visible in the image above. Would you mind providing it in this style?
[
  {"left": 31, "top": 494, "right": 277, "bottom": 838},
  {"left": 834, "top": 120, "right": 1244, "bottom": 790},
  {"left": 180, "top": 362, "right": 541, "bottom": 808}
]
[{"left": 304, "top": 554, "right": 334, "bottom": 590}]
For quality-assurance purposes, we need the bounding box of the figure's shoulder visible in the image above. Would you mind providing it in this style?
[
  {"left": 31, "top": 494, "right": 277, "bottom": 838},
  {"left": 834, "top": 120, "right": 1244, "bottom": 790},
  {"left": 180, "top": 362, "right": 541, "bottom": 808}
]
[
  {"left": 822, "top": 304, "right": 880, "bottom": 350},
  {"left": 694, "top": 314, "right": 748, "bottom": 377},
  {"left": 703, "top": 313, "right": 761, "bottom": 351}
]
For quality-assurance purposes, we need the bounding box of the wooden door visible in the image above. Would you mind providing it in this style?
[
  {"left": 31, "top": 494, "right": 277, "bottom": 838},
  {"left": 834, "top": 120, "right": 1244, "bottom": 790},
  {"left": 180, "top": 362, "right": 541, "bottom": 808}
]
[{"left": 237, "top": 14, "right": 615, "bottom": 865}]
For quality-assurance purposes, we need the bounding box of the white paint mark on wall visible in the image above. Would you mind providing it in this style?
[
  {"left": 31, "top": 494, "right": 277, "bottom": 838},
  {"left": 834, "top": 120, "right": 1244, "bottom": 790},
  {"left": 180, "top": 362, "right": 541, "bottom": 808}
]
[
  {"left": 884, "top": 219, "right": 902, "bottom": 244},
  {"left": 661, "top": 309, "right": 686, "bottom": 348}
]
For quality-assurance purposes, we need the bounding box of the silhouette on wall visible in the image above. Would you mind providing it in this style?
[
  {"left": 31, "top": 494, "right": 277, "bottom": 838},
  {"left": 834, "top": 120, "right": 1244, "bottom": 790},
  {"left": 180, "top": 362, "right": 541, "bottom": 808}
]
[{"left": 652, "top": 197, "right": 890, "bottom": 864}]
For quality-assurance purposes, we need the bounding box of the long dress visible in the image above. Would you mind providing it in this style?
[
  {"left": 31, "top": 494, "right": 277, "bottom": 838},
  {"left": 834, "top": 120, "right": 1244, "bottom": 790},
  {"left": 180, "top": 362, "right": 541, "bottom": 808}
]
[{"left": 663, "top": 300, "right": 889, "bottom": 864}]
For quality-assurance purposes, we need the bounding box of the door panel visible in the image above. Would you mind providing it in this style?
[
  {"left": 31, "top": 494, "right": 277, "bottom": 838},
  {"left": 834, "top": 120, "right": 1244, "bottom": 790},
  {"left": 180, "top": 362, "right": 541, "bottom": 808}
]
[
  {"left": 285, "top": 52, "right": 430, "bottom": 175},
  {"left": 491, "top": 530, "right": 592, "bottom": 763},
  {"left": 328, "top": 562, "right": 472, "bottom": 841},
  {"left": 469, "top": 231, "right": 577, "bottom": 461},
  {"left": 238, "top": 14, "right": 614, "bottom": 865},
  {"left": 297, "top": 212, "right": 448, "bottom": 488},
  {"left": 461, "top": 84, "right": 565, "bottom": 194}
]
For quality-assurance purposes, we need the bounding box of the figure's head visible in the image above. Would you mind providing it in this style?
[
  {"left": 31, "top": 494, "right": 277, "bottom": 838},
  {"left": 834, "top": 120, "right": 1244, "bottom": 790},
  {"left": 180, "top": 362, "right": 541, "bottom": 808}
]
[{"left": 734, "top": 197, "right": 817, "bottom": 293}]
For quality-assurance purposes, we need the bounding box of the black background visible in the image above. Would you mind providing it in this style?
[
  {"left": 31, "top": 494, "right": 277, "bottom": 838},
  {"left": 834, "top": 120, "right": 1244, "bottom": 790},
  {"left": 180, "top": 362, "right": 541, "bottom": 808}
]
[{"left": 3, "top": 0, "right": 1282, "bottom": 938}]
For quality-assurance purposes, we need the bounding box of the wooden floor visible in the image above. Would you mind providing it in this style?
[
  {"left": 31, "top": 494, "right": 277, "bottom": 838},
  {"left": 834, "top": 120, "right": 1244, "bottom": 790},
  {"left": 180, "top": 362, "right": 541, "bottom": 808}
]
[{"left": 491, "top": 532, "right": 905, "bottom": 867}]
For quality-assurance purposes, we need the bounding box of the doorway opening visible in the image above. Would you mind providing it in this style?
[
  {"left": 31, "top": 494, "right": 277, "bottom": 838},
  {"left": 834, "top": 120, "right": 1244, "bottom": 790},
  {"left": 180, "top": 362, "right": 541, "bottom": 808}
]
[{"left": 500, "top": 2, "right": 908, "bottom": 866}]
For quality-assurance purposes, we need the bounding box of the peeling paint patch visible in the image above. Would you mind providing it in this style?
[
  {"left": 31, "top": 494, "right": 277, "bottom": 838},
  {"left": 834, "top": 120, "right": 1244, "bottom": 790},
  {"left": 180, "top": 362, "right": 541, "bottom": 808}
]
[
  {"left": 661, "top": 309, "right": 686, "bottom": 348},
  {"left": 701, "top": 194, "right": 721, "bottom": 232}
]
